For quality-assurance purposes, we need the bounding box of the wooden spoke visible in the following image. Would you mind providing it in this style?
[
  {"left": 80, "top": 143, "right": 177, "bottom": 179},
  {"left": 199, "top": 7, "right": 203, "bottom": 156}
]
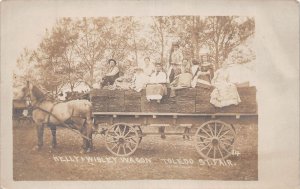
[
  {"left": 206, "top": 145, "right": 213, "bottom": 156},
  {"left": 124, "top": 128, "right": 133, "bottom": 138},
  {"left": 207, "top": 124, "right": 215, "bottom": 137},
  {"left": 219, "top": 129, "right": 231, "bottom": 139},
  {"left": 113, "top": 126, "right": 121, "bottom": 136},
  {"left": 213, "top": 147, "right": 216, "bottom": 159},
  {"left": 220, "top": 135, "right": 234, "bottom": 141},
  {"left": 127, "top": 138, "right": 138, "bottom": 145},
  {"left": 194, "top": 120, "right": 236, "bottom": 160},
  {"left": 197, "top": 135, "right": 210, "bottom": 140},
  {"left": 220, "top": 144, "right": 232, "bottom": 154},
  {"left": 122, "top": 144, "right": 126, "bottom": 154},
  {"left": 126, "top": 143, "right": 133, "bottom": 152},
  {"left": 200, "top": 128, "right": 213, "bottom": 138},
  {"left": 217, "top": 124, "right": 224, "bottom": 137},
  {"left": 105, "top": 123, "right": 141, "bottom": 156},
  {"left": 196, "top": 141, "right": 210, "bottom": 145},
  {"left": 111, "top": 143, "right": 118, "bottom": 150},
  {"left": 106, "top": 140, "right": 117, "bottom": 144},
  {"left": 214, "top": 122, "right": 217, "bottom": 137},
  {"left": 117, "top": 145, "right": 121, "bottom": 154},
  {"left": 220, "top": 140, "right": 233, "bottom": 146},
  {"left": 217, "top": 146, "right": 224, "bottom": 159},
  {"left": 199, "top": 143, "right": 210, "bottom": 152}
]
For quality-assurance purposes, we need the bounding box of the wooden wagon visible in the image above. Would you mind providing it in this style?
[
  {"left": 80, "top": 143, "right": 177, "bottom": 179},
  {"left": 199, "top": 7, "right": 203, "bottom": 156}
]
[
  {"left": 91, "top": 85, "right": 258, "bottom": 160},
  {"left": 13, "top": 99, "right": 33, "bottom": 126}
]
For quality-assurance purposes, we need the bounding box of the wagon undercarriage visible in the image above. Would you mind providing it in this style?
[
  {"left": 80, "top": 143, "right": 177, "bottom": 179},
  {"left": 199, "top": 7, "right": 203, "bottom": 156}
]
[{"left": 93, "top": 111, "right": 257, "bottom": 159}]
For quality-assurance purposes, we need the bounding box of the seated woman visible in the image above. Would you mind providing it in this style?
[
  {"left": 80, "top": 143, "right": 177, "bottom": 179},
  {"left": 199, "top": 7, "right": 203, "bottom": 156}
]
[
  {"left": 169, "top": 67, "right": 193, "bottom": 97},
  {"left": 131, "top": 68, "right": 149, "bottom": 92},
  {"left": 210, "top": 65, "right": 241, "bottom": 108},
  {"left": 181, "top": 59, "right": 191, "bottom": 73},
  {"left": 100, "top": 59, "right": 119, "bottom": 88},
  {"left": 191, "top": 59, "right": 214, "bottom": 88},
  {"left": 146, "top": 63, "right": 167, "bottom": 103}
]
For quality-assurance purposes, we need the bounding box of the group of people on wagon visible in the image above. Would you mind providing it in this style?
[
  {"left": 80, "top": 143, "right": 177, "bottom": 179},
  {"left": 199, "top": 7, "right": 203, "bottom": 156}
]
[{"left": 99, "top": 43, "right": 241, "bottom": 108}]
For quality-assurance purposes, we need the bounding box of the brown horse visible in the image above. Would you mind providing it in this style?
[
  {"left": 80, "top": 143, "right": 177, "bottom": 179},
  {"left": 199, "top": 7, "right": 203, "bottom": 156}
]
[{"left": 20, "top": 81, "right": 94, "bottom": 153}]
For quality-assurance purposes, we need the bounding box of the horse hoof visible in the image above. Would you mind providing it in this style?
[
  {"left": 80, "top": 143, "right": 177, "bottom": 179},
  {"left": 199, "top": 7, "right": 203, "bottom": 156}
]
[
  {"left": 80, "top": 149, "right": 86, "bottom": 154},
  {"left": 86, "top": 148, "right": 92, "bottom": 153},
  {"left": 32, "top": 145, "right": 42, "bottom": 151}
]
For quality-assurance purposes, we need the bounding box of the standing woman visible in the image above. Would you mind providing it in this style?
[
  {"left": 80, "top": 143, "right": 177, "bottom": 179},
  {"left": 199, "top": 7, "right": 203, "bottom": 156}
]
[
  {"left": 169, "top": 42, "right": 183, "bottom": 68},
  {"left": 100, "top": 59, "right": 120, "bottom": 88},
  {"left": 182, "top": 58, "right": 192, "bottom": 74}
]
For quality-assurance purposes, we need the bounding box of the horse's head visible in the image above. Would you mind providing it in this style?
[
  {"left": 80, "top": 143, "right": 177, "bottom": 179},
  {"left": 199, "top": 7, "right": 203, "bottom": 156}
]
[{"left": 20, "top": 81, "right": 46, "bottom": 107}]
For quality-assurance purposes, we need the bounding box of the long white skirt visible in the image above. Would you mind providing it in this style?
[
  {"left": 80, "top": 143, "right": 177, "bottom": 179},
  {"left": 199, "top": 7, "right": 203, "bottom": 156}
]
[
  {"left": 146, "top": 84, "right": 167, "bottom": 100},
  {"left": 210, "top": 82, "right": 241, "bottom": 108}
]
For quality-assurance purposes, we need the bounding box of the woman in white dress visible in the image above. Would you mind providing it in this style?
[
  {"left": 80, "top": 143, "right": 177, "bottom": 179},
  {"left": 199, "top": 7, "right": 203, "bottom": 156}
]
[
  {"left": 146, "top": 63, "right": 167, "bottom": 103},
  {"left": 210, "top": 66, "right": 241, "bottom": 107},
  {"left": 131, "top": 68, "right": 149, "bottom": 92}
]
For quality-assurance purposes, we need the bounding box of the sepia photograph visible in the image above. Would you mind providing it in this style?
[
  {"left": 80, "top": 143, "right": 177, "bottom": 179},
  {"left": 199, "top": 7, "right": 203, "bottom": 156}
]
[
  {"left": 12, "top": 15, "right": 258, "bottom": 180},
  {"left": 1, "top": 0, "right": 299, "bottom": 189}
]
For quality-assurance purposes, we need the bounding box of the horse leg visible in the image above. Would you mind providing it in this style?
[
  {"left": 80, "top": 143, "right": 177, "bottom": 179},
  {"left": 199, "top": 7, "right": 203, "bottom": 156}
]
[
  {"left": 80, "top": 126, "right": 88, "bottom": 154},
  {"left": 34, "top": 123, "right": 45, "bottom": 150},
  {"left": 85, "top": 120, "right": 94, "bottom": 153},
  {"left": 50, "top": 125, "right": 57, "bottom": 149}
]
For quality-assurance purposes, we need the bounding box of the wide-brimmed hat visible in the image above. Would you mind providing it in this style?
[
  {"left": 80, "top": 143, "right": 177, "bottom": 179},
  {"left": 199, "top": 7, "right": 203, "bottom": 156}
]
[
  {"left": 107, "top": 59, "right": 117, "bottom": 65},
  {"left": 192, "top": 59, "right": 200, "bottom": 65},
  {"left": 172, "top": 42, "right": 179, "bottom": 47},
  {"left": 170, "top": 61, "right": 180, "bottom": 65},
  {"left": 134, "top": 67, "right": 143, "bottom": 72},
  {"left": 201, "top": 61, "right": 212, "bottom": 66}
]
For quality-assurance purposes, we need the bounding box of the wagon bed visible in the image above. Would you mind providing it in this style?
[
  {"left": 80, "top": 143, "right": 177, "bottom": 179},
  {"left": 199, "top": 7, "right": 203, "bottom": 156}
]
[
  {"left": 90, "top": 85, "right": 258, "bottom": 159},
  {"left": 90, "top": 85, "right": 257, "bottom": 114}
]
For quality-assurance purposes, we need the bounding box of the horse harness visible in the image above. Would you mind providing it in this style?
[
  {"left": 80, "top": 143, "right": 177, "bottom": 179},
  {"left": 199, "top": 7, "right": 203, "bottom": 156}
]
[{"left": 28, "top": 98, "right": 91, "bottom": 141}]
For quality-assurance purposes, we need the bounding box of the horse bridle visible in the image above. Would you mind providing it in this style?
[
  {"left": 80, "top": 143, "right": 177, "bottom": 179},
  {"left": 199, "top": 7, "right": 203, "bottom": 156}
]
[{"left": 23, "top": 82, "right": 92, "bottom": 141}]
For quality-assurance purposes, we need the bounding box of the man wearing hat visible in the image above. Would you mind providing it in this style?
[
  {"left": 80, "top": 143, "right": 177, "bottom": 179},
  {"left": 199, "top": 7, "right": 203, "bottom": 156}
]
[
  {"left": 146, "top": 62, "right": 167, "bottom": 103},
  {"left": 100, "top": 59, "right": 120, "bottom": 88}
]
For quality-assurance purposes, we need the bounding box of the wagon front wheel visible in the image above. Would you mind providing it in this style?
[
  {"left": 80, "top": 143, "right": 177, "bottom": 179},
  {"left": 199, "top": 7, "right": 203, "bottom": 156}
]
[
  {"left": 194, "top": 120, "right": 236, "bottom": 160},
  {"left": 105, "top": 123, "right": 140, "bottom": 156}
]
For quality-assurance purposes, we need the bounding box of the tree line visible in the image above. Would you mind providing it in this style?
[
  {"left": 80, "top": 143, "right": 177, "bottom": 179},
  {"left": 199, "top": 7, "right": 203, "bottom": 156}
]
[{"left": 15, "top": 16, "right": 254, "bottom": 95}]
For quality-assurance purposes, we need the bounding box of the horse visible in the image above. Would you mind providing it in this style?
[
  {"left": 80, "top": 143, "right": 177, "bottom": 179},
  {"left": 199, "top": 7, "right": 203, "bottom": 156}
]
[{"left": 19, "top": 81, "right": 94, "bottom": 153}]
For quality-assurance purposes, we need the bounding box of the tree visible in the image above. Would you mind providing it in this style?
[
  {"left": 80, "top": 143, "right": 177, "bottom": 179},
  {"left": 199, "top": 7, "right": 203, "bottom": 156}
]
[
  {"left": 32, "top": 18, "right": 81, "bottom": 94},
  {"left": 151, "top": 17, "right": 173, "bottom": 66},
  {"left": 169, "top": 16, "right": 209, "bottom": 60},
  {"left": 205, "top": 16, "right": 255, "bottom": 69},
  {"left": 74, "top": 17, "right": 109, "bottom": 88}
]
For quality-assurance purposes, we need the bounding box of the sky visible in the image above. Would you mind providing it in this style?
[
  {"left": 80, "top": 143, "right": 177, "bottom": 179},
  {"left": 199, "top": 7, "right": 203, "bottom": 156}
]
[{"left": 2, "top": 1, "right": 257, "bottom": 95}]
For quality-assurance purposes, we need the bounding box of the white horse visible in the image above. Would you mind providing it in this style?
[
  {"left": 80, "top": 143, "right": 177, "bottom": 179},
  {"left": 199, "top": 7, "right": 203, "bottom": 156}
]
[{"left": 19, "top": 81, "right": 94, "bottom": 153}]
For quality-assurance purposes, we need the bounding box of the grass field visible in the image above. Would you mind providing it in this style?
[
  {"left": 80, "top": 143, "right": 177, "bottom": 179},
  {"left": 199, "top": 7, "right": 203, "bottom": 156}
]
[{"left": 13, "top": 119, "right": 257, "bottom": 180}]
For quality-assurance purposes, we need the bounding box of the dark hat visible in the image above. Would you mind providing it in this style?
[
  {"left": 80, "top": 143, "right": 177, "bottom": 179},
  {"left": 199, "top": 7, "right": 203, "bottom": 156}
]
[
  {"left": 192, "top": 59, "right": 200, "bottom": 65},
  {"left": 108, "top": 59, "right": 117, "bottom": 65},
  {"left": 134, "top": 67, "right": 143, "bottom": 71},
  {"left": 172, "top": 42, "right": 179, "bottom": 47}
]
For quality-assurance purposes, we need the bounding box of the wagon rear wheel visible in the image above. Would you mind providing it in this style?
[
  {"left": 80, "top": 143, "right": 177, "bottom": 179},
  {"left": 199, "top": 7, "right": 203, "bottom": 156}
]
[
  {"left": 105, "top": 123, "right": 140, "bottom": 156},
  {"left": 194, "top": 120, "right": 236, "bottom": 160}
]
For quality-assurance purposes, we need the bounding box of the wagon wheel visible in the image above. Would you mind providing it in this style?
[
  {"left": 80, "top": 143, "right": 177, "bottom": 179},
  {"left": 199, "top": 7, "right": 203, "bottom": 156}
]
[
  {"left": 194, "top": 120, "right": 236, "bottom": 160},
  {"left": 105, "top": 123, "right": 140, "bottom": 156}
]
